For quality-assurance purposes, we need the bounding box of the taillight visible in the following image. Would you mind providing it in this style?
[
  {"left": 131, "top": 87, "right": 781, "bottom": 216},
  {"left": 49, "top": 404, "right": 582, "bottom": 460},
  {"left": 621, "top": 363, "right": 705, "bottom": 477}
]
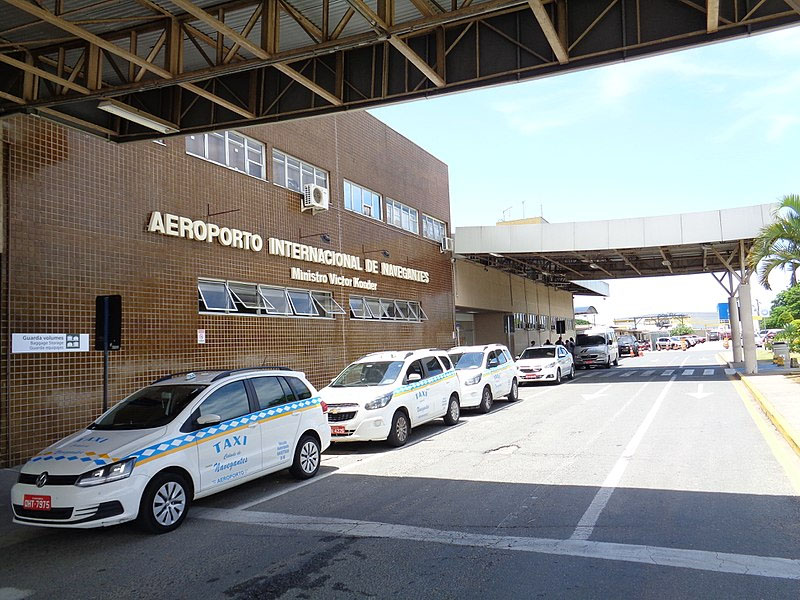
[{"left": 320, "top": 401, "right": 328, "bottom": 413}]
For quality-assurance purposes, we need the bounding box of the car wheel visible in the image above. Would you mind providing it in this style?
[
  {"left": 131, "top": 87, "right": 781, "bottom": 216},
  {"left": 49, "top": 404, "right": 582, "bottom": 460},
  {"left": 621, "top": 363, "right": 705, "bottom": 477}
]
[
  {"left": 507, "top": 379, "right": 519, "bottom": 401},
  {"left": 137, "top": 471, "right": 191, "bottom": 534},
  {"left": 444, "top": 394, "right": 460, "bottom": 425},
  {"left": 387, "top": 410, "right": 410, "bottom": 447},
  {"left": 554, "top": 368, "right": 562, "bottom": 384},
  {"left": 290, "top": 434, "right": 321, "bottom": 479},
  {"left": 478, "top": 386, "right": 493, "bottom": 414},
  {"left": 613, "top": 356, "right": 619, "bottom": 366},
  {"left": 568, "top": 366, "right": 575, "bottom": 380},
  {"left": 604, "top": 358, "right": 611, "bottom": 369}
]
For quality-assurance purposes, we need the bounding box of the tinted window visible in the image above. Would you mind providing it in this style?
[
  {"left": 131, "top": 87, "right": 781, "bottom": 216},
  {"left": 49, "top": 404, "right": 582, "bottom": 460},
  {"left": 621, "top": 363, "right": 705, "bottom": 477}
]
[
  {"left": 424, "top": 357, "right": 443, "bottom": 377},
  {"left": 450, "top": 352, "right": 483, "bottom": 370},
  {"left": 405, "top": 360, "right": 424, "bottom": 383},
  {"left": 91, "top": 384, "right": 207, "bottom": 430},
  {"left": 439, "top": 355, "right": 452, "bottom": 370},
  {"left": 487, "top": 351, "right": 499, "bottom": 366},
  {"left": 577, "top": 334, "right": 606, "bottom": 346},
  {"left": 199, "top": 381, "right": 250, "bottom": 422},
  {"left": 520, "top": 348, "right": 556, "bottom": 359},
  {"left": 496, "top": 350, "right": 508, "bottom": 365},
  {"left": 286, "top": 376, "right": 313, "bottom": 400},
  {"left": 332, "top": 361, "right": 404, "bottom": 387},
  {"left": 251, "top": 376, "right": 292, "bottom": 410}
]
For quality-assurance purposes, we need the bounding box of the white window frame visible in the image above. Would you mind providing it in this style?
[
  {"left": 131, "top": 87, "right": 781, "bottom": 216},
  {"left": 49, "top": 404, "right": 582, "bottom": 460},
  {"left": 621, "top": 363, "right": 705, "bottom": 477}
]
[
  {"left": 344, "top": 180, "right": 382, "bottom": 221},
  {"left": 349, "top": 296, "right": 426, "bottom": 323},
  {"left": 312, "top": 291, "right": 346, "bottom": 316},
  {"left": 228, "top": 281, "right": 276, "bottom": 313},
  {"left": 385, "top": 198, "right": 419, "bottom": 235},
  {"left": 271, "top": 148, "right": 328, "bottom": 193},
  {"left": 198, "top": 279, "right": 237, "bottom": 312},
  {"left": 185, "top": 131, "right": 266, "bottom": 180},
  {"left": 422, "top": 214, "right": 447, "bottom": 243}
]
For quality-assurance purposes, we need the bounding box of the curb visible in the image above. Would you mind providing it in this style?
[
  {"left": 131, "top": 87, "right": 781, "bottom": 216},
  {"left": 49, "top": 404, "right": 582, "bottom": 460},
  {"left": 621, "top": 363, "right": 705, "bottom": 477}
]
[{"left": 718, "top": 353, "right": 800, "bottom": 459}]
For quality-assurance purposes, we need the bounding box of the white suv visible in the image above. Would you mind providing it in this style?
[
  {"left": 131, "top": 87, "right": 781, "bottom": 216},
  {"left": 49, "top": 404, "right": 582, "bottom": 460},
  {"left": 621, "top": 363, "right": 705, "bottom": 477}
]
[
  {"left": 448, "top": 344, "right": 518, "bottom": 413},
  {"left": 319, "top": 349, "right": 461, "bottom": 446},
  {"left": 11, "top": 368, "right": 330, "bottom": 533}
]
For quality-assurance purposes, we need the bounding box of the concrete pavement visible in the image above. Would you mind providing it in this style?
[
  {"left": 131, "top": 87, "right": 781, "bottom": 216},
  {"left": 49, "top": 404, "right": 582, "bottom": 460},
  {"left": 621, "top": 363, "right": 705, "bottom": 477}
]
[{"left": 2, "top": 345, "right": 800, "bottom": 599}]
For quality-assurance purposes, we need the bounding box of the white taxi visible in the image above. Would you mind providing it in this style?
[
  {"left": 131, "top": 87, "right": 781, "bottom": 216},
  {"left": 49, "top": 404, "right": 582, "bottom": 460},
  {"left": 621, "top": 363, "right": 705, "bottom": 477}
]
[
  {"left": 516, "top": 345, "right": 574, "bottom": 384},
  {"left": 319, "top": 349, "right": 460, "bottom": 446},
  {"left": 448, "top": 344, "right": 518, "bottom": 413},
  {"left": 10, "top": 368, "right": 330, "bottom": 533}
]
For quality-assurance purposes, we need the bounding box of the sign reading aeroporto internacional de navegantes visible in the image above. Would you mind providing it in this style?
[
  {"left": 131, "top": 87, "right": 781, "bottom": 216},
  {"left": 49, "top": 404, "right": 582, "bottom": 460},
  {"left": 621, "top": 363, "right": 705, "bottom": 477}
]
[{"left": 146, "top": 211, "right": 430, "bottom": 284}]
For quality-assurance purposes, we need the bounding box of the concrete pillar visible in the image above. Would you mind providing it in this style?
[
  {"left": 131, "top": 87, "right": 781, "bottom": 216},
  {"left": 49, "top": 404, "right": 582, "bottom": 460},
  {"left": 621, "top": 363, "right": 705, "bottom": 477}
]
[
  {"left": 729, "top": 295, "right": 743, "bottom": 363},
  {"left": 739, "top": 283, "right": 758, "bottom": 374}
]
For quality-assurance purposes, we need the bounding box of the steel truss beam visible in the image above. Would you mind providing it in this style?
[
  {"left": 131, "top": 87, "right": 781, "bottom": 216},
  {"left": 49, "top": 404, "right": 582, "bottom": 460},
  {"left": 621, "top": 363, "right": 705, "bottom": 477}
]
[{"left": 0, "top": 0, "right": 797, "bottom": 141}]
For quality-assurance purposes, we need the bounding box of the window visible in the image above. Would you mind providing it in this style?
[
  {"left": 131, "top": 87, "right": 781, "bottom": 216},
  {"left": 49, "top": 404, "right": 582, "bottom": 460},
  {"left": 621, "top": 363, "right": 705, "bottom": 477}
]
[
  {"left": 286, "top": 377, "right": 313, "bottom": 401},
  {"left": 251, "top": 377, "right": 292, "bottom": 410},
  {"left": 349, "top": 296, "right": 427, "bottom": 322},
  {"left": 439, "top": 355, "right": 452, "bottom": 370},
  {"left": 185, "top": 131, "right": 265, "bottom": 179},
  {"left": 496, "top": 350, "right": 508, "bottom": 365},
  {"left": 344, "top": 180, "right": 382, "bottom": 221},
  {"left": 424, "top": 357, "right": 444, "bottom": 377},
  {"left": 198, "top": 381, "right": 251, "bottom": 423},
  {"left": 272, "top": 149, "right": 328, "bottom": 192},
  {"left": 385, "top": 199, "right": 419, "bottom": 234},
  {"left": 422, "top": 214, "right": 447, "bottom": 243},
  {"left": 405, "top": 360, "right": 424, "bottom": 383},
  {"left": 199, "top": 279, "right": 341, "bottom": 319}
]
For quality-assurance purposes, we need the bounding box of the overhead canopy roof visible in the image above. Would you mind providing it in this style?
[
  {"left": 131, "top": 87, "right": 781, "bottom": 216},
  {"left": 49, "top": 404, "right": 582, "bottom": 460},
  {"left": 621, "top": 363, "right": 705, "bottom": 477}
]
[{"left": 454, "top": 203, "right": 776, "bottom": 287}]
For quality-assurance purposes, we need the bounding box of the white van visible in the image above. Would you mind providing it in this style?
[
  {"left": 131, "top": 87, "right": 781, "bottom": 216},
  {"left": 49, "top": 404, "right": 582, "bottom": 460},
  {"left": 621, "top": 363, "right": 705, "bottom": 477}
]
[{"left": 574, "top": 328, "right": 619, "bottom": 369}]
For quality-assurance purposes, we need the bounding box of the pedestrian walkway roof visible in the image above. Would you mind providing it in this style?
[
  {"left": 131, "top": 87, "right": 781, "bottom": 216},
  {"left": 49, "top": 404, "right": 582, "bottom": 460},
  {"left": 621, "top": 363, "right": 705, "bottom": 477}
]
[{"left": 454, "top": 203, "right": 776, "bottom": 290}]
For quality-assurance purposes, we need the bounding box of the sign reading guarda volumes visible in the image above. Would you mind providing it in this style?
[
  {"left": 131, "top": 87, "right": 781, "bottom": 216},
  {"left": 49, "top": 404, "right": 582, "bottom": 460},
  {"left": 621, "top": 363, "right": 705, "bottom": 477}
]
[{"left": 146, "top": 211, "right": 430, "bottom": 291}]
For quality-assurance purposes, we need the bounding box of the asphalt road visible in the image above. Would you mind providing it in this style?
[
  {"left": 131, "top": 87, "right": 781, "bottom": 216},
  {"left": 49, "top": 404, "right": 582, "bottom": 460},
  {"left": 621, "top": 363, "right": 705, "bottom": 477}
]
[{"left": 3, "top": 342, "right": 800, "bottom": 599}]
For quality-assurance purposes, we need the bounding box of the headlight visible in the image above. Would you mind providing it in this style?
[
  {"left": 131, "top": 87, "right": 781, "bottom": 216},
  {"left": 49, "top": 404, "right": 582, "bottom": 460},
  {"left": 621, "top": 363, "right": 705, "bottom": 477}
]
[
  {"left": 365, "top": 392, "right": 393, "bottom": 410},
  {"left": 75, "top": 458, "right": 135, "bottom": 487},
  {"left": 464, "top": 373, "right": 482, "bottom": 386}
]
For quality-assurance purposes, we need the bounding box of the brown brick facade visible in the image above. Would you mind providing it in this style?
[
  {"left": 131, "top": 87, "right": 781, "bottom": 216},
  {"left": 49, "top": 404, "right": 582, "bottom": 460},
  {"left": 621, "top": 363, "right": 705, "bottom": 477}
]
[{"left": 0, "top": 112, "right": 454, "bottom": 466}]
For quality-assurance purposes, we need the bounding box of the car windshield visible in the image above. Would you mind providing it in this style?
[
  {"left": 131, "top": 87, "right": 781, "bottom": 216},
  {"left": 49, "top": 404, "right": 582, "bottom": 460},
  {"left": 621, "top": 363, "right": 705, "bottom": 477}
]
[
  {"left": 331, "top": 361, "right": 404, "bottom": 387},
  {"left": 577, "top": 334, "right": 605, "bottom": 346},
  {"left": 619, "top": 336, "right": 635, "bottom": 343},
  {"left": 450, "top": 352, "right": 484, "bottom": 370},
  {"left": 89, "top": 384, "right": 207, "bottom": 430},
  {"left": 520, "top": 348, "right": 556, "bottom": 359}
]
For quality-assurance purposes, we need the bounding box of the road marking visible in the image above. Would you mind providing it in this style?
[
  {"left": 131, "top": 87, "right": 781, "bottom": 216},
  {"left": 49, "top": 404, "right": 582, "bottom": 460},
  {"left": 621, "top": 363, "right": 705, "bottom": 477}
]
[
  {"left": 686, "top": 383, "right": 712, "bottom": 400},
  {"left": 599, "top": 372, "right": 615, "bottom": 378},
  {"left": 682, "top": 369, "right": 694, "bottom": 376},
  {"left": 620, "top": 371, "right": 633, "bottom": 377},
  {"left": 642, "top": 370, "right": 655, "bottom": 376},
  {"left": 580, "top": 384, "right": 612, "bottom": 401},
  {"left": 571, "top": 377, "right": 676, "bottom": 541},
  {"left": 725, "top": 368, "right": 736, "bottom": 376},
  {"left": 0, "top": 589, "right": 34, "bottom": 600},
  {"left": 193, "top": 507, "right": 800, "bottom": 581},
  {"left": 703, "top": 369, "right": 715, "bottom": 376},
  {"left": 661, "top": 370, "right": 674, "bottom": 376},
  {"left": 733, "top": 379, "right": 800, "bottom": 495}
]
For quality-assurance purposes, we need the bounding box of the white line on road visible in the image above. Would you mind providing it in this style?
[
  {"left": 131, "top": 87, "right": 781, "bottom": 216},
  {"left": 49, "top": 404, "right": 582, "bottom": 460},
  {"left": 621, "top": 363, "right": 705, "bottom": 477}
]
[
  {"left": 620, "top": 371, "right": 633, "bottom": 377},
  {"left": 703, "top": 369, "right": 715, "bottom": 376},
  {"left": 661, "top": 370, "right": 674, "bottom": 376},
  {"left": 725, "top": 368, "right": 736, "bottom": 376},
  {"left": 570, "top": 377, "right": 677, "bottom": 541},
  {"left": 193, "top": 507, "right": 800, "bottom": 581},
  {"left": 642, "top": 370, "right": 655, "bottom": 376},
  {"left": 682, "top": 369, "right": 694, "bottom": 376},
  {"left": 599, "top": 372, "right": 615, "bottom": 378}
]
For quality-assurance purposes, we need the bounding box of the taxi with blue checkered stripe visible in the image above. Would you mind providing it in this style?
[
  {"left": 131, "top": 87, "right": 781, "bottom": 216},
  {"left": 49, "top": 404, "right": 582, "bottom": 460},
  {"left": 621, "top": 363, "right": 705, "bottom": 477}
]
[
  {"left": 319, "top": 349, "right": 461, "bottom": 446},
  {"left": 448, "top": 344, "right": 518, "bottom": 413},
  {"left": 10, "top": 367, "right": 330, "bottom": 533}
]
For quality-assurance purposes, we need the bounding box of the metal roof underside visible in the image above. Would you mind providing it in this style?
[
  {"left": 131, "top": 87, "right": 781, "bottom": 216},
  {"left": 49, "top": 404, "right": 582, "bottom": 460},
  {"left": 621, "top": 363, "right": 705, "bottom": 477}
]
[
  {"left": 454, "top": 203, "right": 776, "bottom": 288},
  {"left": 0, "top": 0, "right": 798, "bottom": 141}
]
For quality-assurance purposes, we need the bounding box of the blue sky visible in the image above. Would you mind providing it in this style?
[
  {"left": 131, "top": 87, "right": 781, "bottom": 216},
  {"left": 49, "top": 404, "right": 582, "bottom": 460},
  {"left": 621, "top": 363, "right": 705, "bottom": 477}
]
[{"left": 370, "top": 26, "right": 799, "bottom": 321}]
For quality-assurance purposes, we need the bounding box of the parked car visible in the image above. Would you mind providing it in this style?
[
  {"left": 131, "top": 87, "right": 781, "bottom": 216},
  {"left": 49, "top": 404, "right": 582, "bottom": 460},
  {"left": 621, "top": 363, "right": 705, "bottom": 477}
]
[
  {"left": 448, "top": 344, "right": 518, "bottom": 413},
  {"left": 707, "top": 331, "right": 720, "bottom": 341},
  {"left": 574, "top": 328, "right": 619, "bottom": 369},
  {"left": 670, "top": 336, "right": 683, "bottom": 349},
  {"left": 516, "top": 345, "right": 575, "bottom": 383},
  {"left": 319, "top": 349, "right": 460, "bottom": 447},
  {"left": 656, "top": 337, "right": 672, "bottom": 351},
  {"left": 680, "top": 335, "right": 695, "bottom": 348},
  {"left": 11, "top": 368, "right": 330, "bottom": 533},
  {"left": 617, "top": 335, "right": 640, "bottom": 356},
  {"left": 640, "top": 340, "right": 651, "bottom": 351}
]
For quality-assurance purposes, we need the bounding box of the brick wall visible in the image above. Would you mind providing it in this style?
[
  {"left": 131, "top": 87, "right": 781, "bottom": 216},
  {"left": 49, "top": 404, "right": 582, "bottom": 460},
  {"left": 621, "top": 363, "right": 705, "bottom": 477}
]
[{"left": 0, "top": 111, "right": 454, "bottom": 465}]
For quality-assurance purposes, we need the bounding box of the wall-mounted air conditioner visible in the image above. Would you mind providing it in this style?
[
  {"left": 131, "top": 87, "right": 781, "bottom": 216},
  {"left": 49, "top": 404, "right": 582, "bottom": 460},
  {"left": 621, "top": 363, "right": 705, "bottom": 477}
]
[
  {"left": 302, "top": 184, "right": 329, "bottom": 213},
  {"left": 440, "top": 236, "right": 454, "bottom": 253}
]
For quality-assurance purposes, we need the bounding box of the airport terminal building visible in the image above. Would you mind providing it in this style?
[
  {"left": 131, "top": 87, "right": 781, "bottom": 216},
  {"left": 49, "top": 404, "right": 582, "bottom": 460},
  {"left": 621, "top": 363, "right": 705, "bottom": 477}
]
[{"left": 0, "top": 112, "right": 456, "bottom": 465}]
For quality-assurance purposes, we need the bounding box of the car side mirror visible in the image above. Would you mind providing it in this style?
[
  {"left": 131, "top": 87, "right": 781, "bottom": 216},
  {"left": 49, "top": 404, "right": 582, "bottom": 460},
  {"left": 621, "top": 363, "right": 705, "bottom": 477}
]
[
  {"left": 515, "top": 355, "right": 520, "bottom": 361},
  {"left": 488, "top": 359, "right": 498, "bottom": 368},
  {"left": 196, "top": 414, "right": 221, "bottom": 426},
  {"left": 407, "top": 373, "right": 422, "bottom": 383}
]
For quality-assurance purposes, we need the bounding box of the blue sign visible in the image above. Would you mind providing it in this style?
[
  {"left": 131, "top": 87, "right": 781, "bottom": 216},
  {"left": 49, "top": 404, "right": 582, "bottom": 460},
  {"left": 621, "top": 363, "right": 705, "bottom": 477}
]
[{"left": 717, "top": 302, "right": 730, "bottom": 321}]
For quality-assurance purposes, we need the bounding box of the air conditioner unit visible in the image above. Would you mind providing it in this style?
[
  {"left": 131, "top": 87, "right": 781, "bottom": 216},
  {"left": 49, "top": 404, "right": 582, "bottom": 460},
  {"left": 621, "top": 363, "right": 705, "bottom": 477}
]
[
  {"left": 440, "top": 236, "right": 454, "bottom": 253},
  {"left": 302, "top": 184, "right": 329, "bottom": 213}
]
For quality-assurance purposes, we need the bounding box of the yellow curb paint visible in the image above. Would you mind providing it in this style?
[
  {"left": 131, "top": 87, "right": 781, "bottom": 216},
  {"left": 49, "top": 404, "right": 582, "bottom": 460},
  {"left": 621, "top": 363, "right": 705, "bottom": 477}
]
[
  {"left": 731, "top": 377, "right": 800, "bottom": 495},
  {"left": 740, "top": 374, "right": 800, "bottom": 459}
]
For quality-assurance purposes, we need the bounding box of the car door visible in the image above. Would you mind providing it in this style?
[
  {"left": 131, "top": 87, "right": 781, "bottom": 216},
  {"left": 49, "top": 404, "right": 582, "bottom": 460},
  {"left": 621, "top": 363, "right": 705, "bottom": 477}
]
[
  {"left": 421, "top": 356, "right": 447, "bottom": 421},
  {"left": 403, "top": 359, "right": 428, "bottom": 425},
  {"left": 485, "top": 350, "right": 501, "bottom": 396},
  {"left": 494, "top": 349, "right": 513, "bottom": 396},
  {"left": 249, "top": 376, "right": 304, "bottom": 472},
  {"left": 557, "top": 346, "right": 571, "bottom": 373},
  {"left": 194, "top": 380, "right": 262, "bottom": 492}
]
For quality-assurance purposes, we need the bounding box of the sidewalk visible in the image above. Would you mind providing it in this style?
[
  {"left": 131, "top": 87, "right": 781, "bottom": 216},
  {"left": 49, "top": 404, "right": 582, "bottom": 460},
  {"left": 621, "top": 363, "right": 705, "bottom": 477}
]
[{"left": 720, "top": 351, "right": 800, "bottom": 457}]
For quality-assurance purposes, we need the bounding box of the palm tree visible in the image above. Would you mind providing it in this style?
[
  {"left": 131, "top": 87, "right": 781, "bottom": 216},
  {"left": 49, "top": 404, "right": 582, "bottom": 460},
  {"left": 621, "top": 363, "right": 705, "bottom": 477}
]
[{"left": 747, "top": 194, "right": 800, "bottom": 290}]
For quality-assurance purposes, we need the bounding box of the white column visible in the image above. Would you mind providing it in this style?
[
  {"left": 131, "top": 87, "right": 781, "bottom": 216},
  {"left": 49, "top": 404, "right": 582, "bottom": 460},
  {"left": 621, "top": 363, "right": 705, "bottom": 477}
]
[
  {"left": 729, "top": 295, "right": 743, "bottom": 363},
  {"left": 739, "top": 283, "right": 758, "bottom": 374}
]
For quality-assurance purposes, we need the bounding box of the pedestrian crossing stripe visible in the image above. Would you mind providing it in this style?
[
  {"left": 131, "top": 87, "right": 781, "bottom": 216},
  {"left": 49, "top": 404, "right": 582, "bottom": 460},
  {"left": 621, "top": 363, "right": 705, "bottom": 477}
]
[
  {"left": 703, "top": 369, "right": 714, "bottom": 375},
  {"left": 642, "top": 370, "right": 655, "bottom": 376},
  {"left": 683, "top": 369, "right": 694, "bottom": 376},
  {"left": 661, "top": 370, "right": 674, "bottom": 376}
]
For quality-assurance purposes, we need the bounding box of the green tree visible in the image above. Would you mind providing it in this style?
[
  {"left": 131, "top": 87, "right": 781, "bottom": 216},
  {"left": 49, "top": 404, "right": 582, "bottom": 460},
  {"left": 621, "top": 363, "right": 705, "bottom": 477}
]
[
  {"left": 775, "top": 319, "right": 800, "bottom": 353},
  {"left": 576, "top": 318, "right": 591, "bottom": 326},
  {"left": 670, "top": 324, "right": 694, "bottom": 336},
  {"left": 747, "top": 194, "right": 800, "bottom": 289},
  {"left": 761, "top": 285, "right": 800, "bottom": 329}
]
